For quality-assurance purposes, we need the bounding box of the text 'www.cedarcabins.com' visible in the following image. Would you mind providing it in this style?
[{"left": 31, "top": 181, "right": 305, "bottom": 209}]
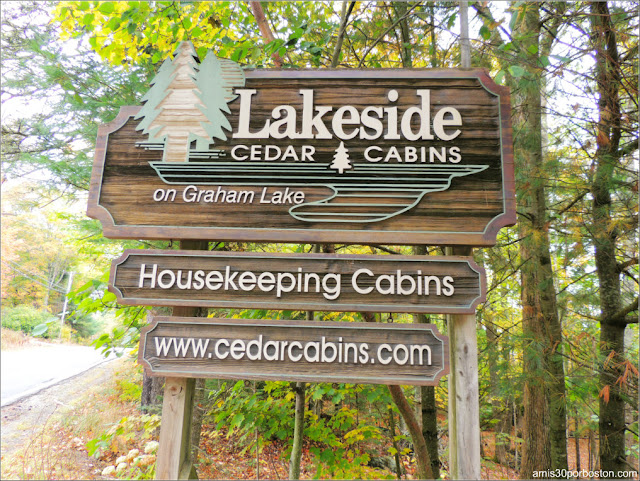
[{"left": 153, "top": 336, "right": 434, "bottom": 366}]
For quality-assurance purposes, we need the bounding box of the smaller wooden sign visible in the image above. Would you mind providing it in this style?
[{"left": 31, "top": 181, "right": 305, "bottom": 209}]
[
  {"left": 139, "top": 316, "right": 449, "bottom": 386},
  {"left": 110, "top": 250, "right": 486, "bottom": 314}
]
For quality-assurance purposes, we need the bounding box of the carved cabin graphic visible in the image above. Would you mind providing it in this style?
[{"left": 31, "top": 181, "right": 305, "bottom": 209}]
[{"left": 135, "top": 41, "right": 489, "bottom": 223}]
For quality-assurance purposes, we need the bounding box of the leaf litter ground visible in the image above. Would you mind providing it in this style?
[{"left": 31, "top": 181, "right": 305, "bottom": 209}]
[{"left": 1, "top": 354, "right": 599, "bottom": 480}]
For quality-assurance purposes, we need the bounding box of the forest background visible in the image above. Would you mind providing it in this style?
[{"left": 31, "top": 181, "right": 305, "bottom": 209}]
[{"left": 1, "top": 1, "right": 638, "bottom": 480}]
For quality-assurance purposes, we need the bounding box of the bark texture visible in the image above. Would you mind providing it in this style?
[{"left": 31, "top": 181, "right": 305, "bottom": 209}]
[
  {"left": 289, "top": 381, "right": 306, "bottom": 480},
  {"left": 141, "top": 371, "right": 164, "bottom": 413},
  {"left": 330, "top": 1, "right": 355, "bottom": 68},
  {"left": 590, "top": 3, "right": 632, "bottom": 476},
  {"left": 388, "top": 385, "right": 434, "bottom": 480},
  {"left": 420, "top": 384, "right": 440, "bottom": 478},
  {"left": 248, "top": 1, "right": 283, "bottom": 67},
  {"left": 512, "top": 4, "right": 567, "bottom": 477},
  {"left": 413, "top": 245, "right": 441, "bottom": 479}
]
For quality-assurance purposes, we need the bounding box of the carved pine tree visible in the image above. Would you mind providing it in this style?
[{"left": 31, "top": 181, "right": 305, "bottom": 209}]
[
  {"left": 134, "top": 57, "right": 175, "bottom": 144},
  {"left": 192, "top": 51, "right": 233, "bottom": 150},
  {"left": 134, "top": 41, "right": 240, "bottom": 162},
  {"left": 330, "top": 141, "right": 352, "bottom": 174}
]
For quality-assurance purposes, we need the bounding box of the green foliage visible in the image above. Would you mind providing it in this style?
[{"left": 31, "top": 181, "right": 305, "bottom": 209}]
[
  {"left": 1, "top": 305, "right": 59, "bottom": 338},
  {"left": 2, "top": 3, "right": 151, "bottom": 192},
  {"left": 209, "top": 380, "right": 295, "bottom": 448},
  {"left": 85, "top": 432, "right": 111, "bottom": 460},
  {"left": 72, "top": 269, "right": 152, "bottom": 355},
  {"left": 116, "top": 378, "right": 143, "bottom": 403},
  {"left": 207, "top": 379, "right": 394, "bottom": 478},
  {"left": 68, "top": 310, "right": 104, "bottom": 339},
  {"left": 306, "top": 403, "right": 383, "bottom": 479},
  {"left": 3, "top": 1, "right": 638, "bottom": 476}
]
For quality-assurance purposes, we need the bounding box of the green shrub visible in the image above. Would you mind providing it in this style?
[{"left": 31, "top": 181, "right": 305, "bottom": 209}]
[
  {"left": 207, "top": 380, "right": 390, "bottom": 478},
  {"left": 1, "top": 305, "right": 59, "bottom": 338},
  {"left": 69, "top": 311, "right": 103, "bottom": 339}
]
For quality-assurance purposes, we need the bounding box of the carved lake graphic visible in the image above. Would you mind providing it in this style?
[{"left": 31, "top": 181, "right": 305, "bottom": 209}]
[{"left": 148, "top": 160, "right": 489, "bottom": 223}]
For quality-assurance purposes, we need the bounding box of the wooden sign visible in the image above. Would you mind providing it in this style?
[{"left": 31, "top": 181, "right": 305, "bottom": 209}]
[
  {"left": 88, "top": 41, "right": 514, "bottom": 246},
  {"left": 139, "top": 316, "right": 449, "bottom": 386},
  {"left": 110, "top": 250, "right": 486, "bottom": 314}
]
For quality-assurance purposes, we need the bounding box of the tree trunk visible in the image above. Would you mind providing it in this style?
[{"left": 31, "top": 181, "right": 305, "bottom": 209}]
[
  {"left": 289, "top": 381, "right": 306, "bottom": 480},
  {"left": 361, "top": 302, "right": 432, "bottom": 479},
  {"left": 190, "top": 378, "right": 206, "bottom": 464},
  {"left": 248, "top": 1, "right": 283, "bottom": 67},
  {"left": 486, "top": 320, "right": 510, "bottom": 466},
  {"left": 163, "top": 132, "right": 190, "bottom": 163},
  {"left": 141, "top": 371, "right": 165, "bottom": 414},
  {"left": 428, "top": 4, "right": 437, "bottom": 68},
  {"left": 589, "top": 2, "right": 631, "bottom": 476},
  {"left": 574, "top": 412, "right": 581, "bottom": 472},
  {"left": 598, "top": 323, "right": 627, "bottom": 475},
  {"left": 420, "top": 385, "right": 440, "bottom": 478},
  {"left": 413, "top": 248, "right": 440, "bottom": 479},
  {"left": 388, "top": 407, "right": 403, "bottom": 479},
  {"left": 388, "top": 385, "right": 434, "bottom": 480},
  {"left": 393, "top": 1, "right": 412, "bottom": 68},
  {"left": 330, "top": 1, "right": 355, "bottom": 68},
  {"left": 511, "top": 4, "right": 567, "bottom": 476}
]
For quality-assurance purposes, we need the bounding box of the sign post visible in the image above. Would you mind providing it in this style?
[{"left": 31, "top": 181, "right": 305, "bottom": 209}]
[
  {"left": 86, "top": 38, "right": 515, "bottom": 481},
  {"left": 448, "top": 5, "right": 482, "bottom": 478},
  {"left": 155, "top": 239, "right": 207, "bottom": 480},
  {"left": 447, "top": 247, "right": 481, "bottom": 480},
  {"left": 156, "top": 376, "right": 196, "bottom": 479}
]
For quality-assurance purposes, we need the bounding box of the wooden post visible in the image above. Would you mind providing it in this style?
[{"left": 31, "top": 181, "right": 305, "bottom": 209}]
[
  {"left": 447, "top": 6, "right": 481, "bottom": 479},
  {"left": 156, "top": 240, "right": 208, "bottom": 480},
  {"left": 446, "top": 246, "right": 481, "bottom": 480},
  {"left": 156, "top": 377, "right": 197, "bottom": 479}
]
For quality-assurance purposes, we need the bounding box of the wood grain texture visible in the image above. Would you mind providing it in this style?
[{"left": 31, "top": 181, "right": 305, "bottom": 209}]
[
  {"left": 88, "top": 69, "right": 515, "bottom": 246},
  {"left": 156, "top": 377, "right": 195, "bottom": 480},
  {"left": 138, "top": 316, "right": 449, "bottom": 386},
  {"left": 110, "top": 250, "right": 486, "bottom": 314},
  {"left": 447, "top": 310, "right": 481, "bottom": 479},
  {"left": 155, "top": 238, "right": 208, "bottom": 481},
  {"left": 447, "top": 244, "right": 481, "bottom": 480}
]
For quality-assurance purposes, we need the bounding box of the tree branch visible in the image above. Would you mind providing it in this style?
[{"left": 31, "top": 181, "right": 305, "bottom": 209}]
[
  {"left": 472, "top": 3, "right": 510, "bottom": 44},
  {"left": 599, "top": 296, "right": 639, "bottom": 327},
  {"left": 330, "top": 1, "right": 356, "bottom": 68},
  {"left": 387, "top": 385, "right": 434, "bottom": 480},
  {"left": 618, "top": 138, "right": 639, "bottom": 158},
  {"left": 357, "top": 2, "right": 421, "bottom": 68},
  {"left": 549, "top": 191, "right": 589, "bottom": 221},
  {"left": 248, "top": 1, "right": 283, "bottom": 67},
  {"left": 617, "top": 257, "right": 638, "bottom": 273}
]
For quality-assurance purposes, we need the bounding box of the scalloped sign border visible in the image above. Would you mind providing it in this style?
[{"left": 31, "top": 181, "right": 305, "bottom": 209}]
[
  {"left": 139, "top": 316, "right": 450, "bottom": 386},
  {"left": 88, "top": 69, "right": 515, "bottom": 245},
  {"left": 109, "top": 250, "right": 487, "bottom": 314}
]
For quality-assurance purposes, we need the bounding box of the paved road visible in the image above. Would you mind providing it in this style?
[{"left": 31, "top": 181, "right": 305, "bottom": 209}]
[{"left": 1, "top": 341, "right": 119, "bottom": 406}]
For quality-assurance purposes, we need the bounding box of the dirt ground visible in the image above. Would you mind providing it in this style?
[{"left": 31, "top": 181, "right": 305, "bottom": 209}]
[
  {"left": 1, "top": 351, "right": 635, "bottom": 480},
  {"left": 1, "top": 358, "right": 125, "bottom": 466}
]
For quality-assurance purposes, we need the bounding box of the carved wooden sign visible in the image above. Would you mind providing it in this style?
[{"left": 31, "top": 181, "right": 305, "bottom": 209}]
[
  {"left": 139, "top": 316, "right": 449, "bottom": 386},
  {"left": 88, "top": 41, "right": 514, "bottom": 246},
  {"left": 110, "top": 250, "right": 486, "bottom": 314}
]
